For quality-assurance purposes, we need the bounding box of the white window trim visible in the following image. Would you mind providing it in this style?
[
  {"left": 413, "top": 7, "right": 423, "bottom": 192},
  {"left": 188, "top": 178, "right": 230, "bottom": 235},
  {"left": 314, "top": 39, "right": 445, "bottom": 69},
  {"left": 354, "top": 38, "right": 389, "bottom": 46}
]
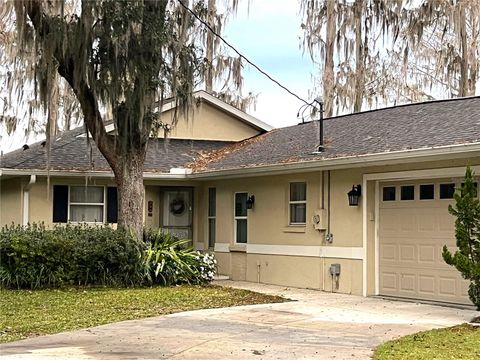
[
  {"left": 234, "top": 192, "right": 248, "bottom": 244},
  {"left": 68, "top": 185, "right": 106, "bottom": 224},
  {"left": 399, "top": 184, "right": 415, "bottom": 201},
  {"left": 207, "top": 187, "right": 216, "bottom": 248},
  {"left": 289, "top": 182, "right": 307, "bottom": 225}
]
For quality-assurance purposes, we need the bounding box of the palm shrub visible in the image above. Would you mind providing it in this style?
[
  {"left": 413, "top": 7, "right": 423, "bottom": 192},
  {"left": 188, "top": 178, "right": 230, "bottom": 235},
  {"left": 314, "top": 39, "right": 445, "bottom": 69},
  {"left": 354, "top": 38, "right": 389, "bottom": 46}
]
[
  {"left": 442, "top": 166, "right": 480, "bottom": 309},
  {"left": 143, "top": 230, "right": 217, "bottom": 286}
]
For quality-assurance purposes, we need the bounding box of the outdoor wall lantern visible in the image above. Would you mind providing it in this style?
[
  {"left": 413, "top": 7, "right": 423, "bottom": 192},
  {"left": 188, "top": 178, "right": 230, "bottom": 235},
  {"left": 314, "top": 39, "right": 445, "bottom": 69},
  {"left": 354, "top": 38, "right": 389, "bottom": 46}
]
[
  {"left": 347, "top": 185, "right": 362, "bottom": 206},
  {"left": 246, "top": 195, "right": 255, "bottom": 209}
]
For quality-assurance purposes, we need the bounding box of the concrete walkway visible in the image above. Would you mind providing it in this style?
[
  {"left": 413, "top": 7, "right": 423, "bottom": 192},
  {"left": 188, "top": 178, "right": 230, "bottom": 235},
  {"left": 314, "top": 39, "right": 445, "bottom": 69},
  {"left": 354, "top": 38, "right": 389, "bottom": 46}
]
[{"left": 1, "top": 281, "right": 477, "bottom": 359}]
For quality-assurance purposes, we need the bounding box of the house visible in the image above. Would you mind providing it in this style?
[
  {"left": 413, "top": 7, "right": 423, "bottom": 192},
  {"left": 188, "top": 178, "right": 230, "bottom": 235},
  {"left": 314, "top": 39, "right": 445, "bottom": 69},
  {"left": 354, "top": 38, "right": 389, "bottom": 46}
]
[{"left": 1, "top": 93, "right": 479, "bottom": 306}]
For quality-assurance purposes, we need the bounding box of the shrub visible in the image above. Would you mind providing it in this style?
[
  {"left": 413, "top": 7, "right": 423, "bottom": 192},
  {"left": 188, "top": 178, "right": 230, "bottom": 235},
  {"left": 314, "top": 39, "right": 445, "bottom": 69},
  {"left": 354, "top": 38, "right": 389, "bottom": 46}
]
[
  {"left": 1, "top": 225, "right": 216, "bottom": 289},
  {"left": 442, "top": 166, "right": 480, "bottom": 309},
  {"left": 143, "top": 229, "right": 217, "bottom": 286},
  {"left": 0, "top": 224, "right": 144, "bottom": 288}
]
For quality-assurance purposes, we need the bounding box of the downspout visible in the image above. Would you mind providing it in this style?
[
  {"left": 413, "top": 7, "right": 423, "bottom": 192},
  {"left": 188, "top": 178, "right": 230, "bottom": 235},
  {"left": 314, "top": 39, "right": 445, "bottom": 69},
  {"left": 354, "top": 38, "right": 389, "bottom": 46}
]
[
  {"left": 22, "top": 175, "right": 37, "bottom": 226},
  {"left": 321, "top": 170, "right": 325, "bottom": 291}
]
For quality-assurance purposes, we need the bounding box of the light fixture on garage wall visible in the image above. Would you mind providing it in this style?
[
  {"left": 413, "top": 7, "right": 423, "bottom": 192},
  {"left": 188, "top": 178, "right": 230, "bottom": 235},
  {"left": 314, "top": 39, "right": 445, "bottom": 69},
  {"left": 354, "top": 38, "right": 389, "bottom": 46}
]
[
  {"left": 347, "top": 185, "right": 362, "bottom": 206},
  {"left": 246, "top": 195, "right": 255, "bottom": 209}
]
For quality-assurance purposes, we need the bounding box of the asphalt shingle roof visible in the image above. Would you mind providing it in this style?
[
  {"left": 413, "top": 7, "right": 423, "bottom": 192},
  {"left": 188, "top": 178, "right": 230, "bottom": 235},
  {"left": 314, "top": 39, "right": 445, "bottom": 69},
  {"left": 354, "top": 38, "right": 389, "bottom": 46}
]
[
  {"left": 193, "top": 97, "right": 480, "bottom": 172},
  {"left": 1, "top": 126, "right": 232, "bottom": 173},
  {"left": 2, "top": 97, "right": 479, "bottom": 174}
]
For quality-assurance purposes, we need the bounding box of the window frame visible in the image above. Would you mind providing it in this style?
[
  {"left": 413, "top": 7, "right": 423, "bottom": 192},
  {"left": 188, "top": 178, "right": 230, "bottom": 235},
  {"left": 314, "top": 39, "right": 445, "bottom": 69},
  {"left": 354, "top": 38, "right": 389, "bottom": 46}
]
[
  {"left": 400, "top": 184, "right": 415, "bottom": 201},
  {"left": 289, "top": 182, "right": 307, "bottom": 225},
  {"left": 439, "top": 183, "right": 456, "bottom": 200},
  {"left": 382, "top": 185, "right": 396, "bottom": 202},
  {"left": 207, "top": 187, "right": 216, "bottom": 249},
  {"left": 68, "top": 185, "right": 106, "bottom": 224},
  {"left": 419, "top": 183, "right": 435, "bottom": 200},
  {"left": 234, "top": 192, "right": 248, "bottom": 244}
]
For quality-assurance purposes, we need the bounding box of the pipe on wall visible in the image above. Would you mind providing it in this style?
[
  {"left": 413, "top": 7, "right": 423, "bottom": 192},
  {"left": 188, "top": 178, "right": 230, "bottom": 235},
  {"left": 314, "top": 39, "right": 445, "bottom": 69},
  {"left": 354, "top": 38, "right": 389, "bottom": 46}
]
[{"left": 22, "top": 175, "right": 37, "bottom": 226}]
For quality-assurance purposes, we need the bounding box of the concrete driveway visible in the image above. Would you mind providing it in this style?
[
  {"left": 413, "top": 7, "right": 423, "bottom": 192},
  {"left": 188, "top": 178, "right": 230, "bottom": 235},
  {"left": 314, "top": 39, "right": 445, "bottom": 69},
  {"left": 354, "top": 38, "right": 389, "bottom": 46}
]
[{"left": 1, "top": 281, "right": 477, "bottom": 360}]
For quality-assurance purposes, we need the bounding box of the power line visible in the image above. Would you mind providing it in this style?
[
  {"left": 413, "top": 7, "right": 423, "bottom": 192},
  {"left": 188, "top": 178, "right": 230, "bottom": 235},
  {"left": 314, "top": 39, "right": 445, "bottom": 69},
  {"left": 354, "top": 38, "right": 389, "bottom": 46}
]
[{"left": 176, "top": 0, "right": 310, "bottom": 106}]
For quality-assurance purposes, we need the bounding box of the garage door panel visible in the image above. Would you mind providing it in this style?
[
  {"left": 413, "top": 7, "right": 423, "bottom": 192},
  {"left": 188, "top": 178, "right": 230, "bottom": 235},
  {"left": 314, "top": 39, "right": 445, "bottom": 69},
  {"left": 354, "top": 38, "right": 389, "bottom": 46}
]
[
  {"left": 379, "top": 179, "right": 470, "bottom": 305},
  {"left": 418, "top": 213, "right": 436, "bottom": 231},
  {"left": 418, "top": 245, "right": 435, "bottom": 263},
  {"left": 461, "top": 281, "right": 469, "bottom": 297},
  {"left": 399, "top": 245, "right": 416, "bottom": 262},
  {"left": 400, "top": 274, "right": 416, "bottom": 292},
  {"left": 380, "top": 243, "right": 396, "bottom": 261},
  {"left": 438, "top": 213, "right": 455, "bottom": 232},
  {"left": 439, "top": 277, "right": 457, "bottom": 297},
  {"left": 400, "top": 213, "right": 417, "bottom": 231},
  {"left": 418, "top": 275, "right": 435, "bottom": 294},
  {"left": 381, "top": 272, "right": 397, "bottom": 291},
  {"left": 379, "top": 212, "right": 400, "bottom": 231}
]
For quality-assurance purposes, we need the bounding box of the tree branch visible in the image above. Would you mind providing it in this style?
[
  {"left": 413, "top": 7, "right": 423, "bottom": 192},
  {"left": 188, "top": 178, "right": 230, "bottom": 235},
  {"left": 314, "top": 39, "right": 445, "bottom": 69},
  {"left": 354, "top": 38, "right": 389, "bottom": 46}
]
[{"left": 24, "top": 0, "right": 116, "bottom": 166}]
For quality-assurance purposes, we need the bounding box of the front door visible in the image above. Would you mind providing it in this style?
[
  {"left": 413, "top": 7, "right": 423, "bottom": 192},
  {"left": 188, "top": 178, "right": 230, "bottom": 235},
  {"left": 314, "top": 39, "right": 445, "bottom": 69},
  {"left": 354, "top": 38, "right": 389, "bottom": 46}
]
[{"left": 160, "top": 187, "right": 193, "bottom": 240}]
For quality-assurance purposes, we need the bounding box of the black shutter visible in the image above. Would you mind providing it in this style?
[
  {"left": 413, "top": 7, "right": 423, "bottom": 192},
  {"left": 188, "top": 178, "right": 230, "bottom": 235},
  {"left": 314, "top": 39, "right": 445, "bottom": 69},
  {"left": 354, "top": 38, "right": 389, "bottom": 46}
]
[
  {"left": 53, "top": 185, "right": 68, "bottom": 223},
  {"left": 107, "top": 187, "right": 118, "bottom": 223}
]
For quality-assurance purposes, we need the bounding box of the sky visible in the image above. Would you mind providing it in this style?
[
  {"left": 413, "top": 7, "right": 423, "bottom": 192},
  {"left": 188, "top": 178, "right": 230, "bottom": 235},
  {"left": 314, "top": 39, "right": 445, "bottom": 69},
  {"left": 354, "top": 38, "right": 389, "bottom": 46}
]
[
  {"left": 222, "top": 1, "right": 315, "bottom": 129},
  {"left": 0, "top": 1, "right": 313, "bottom": 153}
]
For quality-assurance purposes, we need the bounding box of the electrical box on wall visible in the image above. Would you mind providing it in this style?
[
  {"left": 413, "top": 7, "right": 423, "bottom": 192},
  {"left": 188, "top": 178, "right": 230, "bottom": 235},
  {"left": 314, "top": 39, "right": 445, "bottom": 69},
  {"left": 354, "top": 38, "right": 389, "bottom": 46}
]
[
  {"left": 329, "top": 263, "right": 341, "bottom": 276},
  {"left": 312, "top": 209, "right": 327, "bottom": 231}
]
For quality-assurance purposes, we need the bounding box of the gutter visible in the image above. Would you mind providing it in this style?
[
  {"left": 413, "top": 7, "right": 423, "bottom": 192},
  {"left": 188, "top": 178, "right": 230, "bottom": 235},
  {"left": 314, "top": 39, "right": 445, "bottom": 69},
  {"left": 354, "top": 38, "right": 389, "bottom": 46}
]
[{"left": 0, "top": 169, "right": 189, "bottom": 180}]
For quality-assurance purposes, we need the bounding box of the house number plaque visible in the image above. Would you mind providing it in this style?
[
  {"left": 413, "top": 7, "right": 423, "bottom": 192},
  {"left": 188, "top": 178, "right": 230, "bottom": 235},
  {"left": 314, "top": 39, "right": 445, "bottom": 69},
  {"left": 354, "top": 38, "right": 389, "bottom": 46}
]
[{"left": 147, "top": 201, "right": 153, "bottom": 217}]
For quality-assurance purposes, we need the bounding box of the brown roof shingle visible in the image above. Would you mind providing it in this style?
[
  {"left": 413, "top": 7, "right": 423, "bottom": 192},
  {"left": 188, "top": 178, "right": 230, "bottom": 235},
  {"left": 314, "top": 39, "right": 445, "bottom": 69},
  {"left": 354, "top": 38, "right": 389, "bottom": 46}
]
[
  {"left": 1, "top": 126, "right": 233, "bottom": 173},
  {"left": 195, "top": 97, "right": 480, "bottom": 172}
]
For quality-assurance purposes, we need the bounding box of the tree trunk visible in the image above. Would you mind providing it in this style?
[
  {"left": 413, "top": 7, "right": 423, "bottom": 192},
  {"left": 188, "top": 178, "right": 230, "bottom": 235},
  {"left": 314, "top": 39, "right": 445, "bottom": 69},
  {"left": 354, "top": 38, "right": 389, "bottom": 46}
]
[
  {"left": 469, "top": 11, "right": 477, "bottom": 95},
  {"left": 113, "top": 151, "right": 146, "bottom": 241},
  {"left": 458, "top": 5, "right": 468, "bottom": 97},
  {"left": 205, "top": 0, "right": 216, "bottom": 93},
  {"left": 354, "top": 0, "right": 364, "bottom": 113},
  {"left": 324, "top": 0, "right": 336, "bottom": 118}
]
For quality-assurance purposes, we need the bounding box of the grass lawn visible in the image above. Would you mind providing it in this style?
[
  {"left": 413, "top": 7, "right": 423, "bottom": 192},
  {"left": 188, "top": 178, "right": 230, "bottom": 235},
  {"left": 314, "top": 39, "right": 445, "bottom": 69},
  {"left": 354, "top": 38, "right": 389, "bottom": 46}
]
[
  {"left": 373, "top": 324, "right": 480, "bottom": 360},
  {"left": 0, "top": 285, "right": 285, "bottom": 343}
]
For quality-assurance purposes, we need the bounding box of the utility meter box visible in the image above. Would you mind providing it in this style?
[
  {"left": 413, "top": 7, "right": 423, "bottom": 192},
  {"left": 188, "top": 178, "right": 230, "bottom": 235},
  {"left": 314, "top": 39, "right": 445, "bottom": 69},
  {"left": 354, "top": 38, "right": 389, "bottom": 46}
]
[
  {"left": 312, "top": 209, "right": 327, "bottom": 231},
  {"left": 329, "top": 263, "right": 341, "bottom": 276}
]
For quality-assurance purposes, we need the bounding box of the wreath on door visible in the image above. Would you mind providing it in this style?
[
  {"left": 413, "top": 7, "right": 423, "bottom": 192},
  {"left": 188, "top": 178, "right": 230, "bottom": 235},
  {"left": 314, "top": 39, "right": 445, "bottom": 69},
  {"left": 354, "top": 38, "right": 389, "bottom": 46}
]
[{"left": 170, "top": 198, "right": 186, "bottom": 215}]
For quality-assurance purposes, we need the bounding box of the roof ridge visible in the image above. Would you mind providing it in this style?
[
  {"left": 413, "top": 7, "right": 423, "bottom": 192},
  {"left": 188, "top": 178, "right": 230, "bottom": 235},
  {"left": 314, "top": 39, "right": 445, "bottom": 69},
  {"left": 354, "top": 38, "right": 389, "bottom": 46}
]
[{"left": 323, "top": 96, "right": 480, "bottom": 122}]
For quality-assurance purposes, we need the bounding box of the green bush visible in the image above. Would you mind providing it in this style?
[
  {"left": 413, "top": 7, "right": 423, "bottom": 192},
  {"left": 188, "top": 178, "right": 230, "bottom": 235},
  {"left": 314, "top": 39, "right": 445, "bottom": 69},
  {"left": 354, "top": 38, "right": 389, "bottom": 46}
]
[
  {"left": 0, "top": 224, "right": 145, "bottom": 288},
  {"left": 0, "top": 225, "right": 216, "bottom": 289},
  {"left": 442, "top": 166, "right": 480, "bottom": 309},
  {"left": 143, "top": 229, "right": 217, "bottom": 286}
]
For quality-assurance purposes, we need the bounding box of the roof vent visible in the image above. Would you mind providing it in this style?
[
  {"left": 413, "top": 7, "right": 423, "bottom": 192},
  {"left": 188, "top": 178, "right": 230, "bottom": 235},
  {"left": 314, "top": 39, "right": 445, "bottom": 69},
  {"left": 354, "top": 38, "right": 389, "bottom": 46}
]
[
  {"left": 314, "top": 97, "right": 324, "bottom": 152},
  {"left": 22, "top": 144, "right": 29, "bottom": 151}
]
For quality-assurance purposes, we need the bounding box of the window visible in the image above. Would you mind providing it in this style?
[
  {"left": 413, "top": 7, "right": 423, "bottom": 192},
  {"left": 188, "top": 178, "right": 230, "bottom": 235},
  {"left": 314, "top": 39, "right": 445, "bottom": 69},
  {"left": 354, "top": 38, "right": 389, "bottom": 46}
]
[
  {"left": 69, "top": 186, "right": 105, "bottom": 222},
  {"left": 382, "top": 186, "right": 396, "bottom": 201},
  {"left": 234, "top": 192, "right": 248, "bottom": 243},
  {"left": 289, "top": 182, "right": 307, "bottom": 224},
  {"left": 440, "top": 183, "right": 455, "bottom": 199},
  {"left": 401, "top": 185, "right": 415, "bottom": 200},
  {"left": 208, "top": 188, "right": 216, "bottom": 248},
  {"left": 420, "top": 184, "right": 434, "bottom": 200},
  {"left": 53, "top": 185, "right": 117, "bottom": 223}
]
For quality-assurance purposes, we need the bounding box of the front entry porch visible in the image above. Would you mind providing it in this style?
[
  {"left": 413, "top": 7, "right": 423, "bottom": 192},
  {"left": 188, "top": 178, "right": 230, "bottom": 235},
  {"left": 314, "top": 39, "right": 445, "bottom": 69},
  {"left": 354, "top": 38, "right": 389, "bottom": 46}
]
[{"left": 144, "top": 186, "right": 194, "bottom": 242}]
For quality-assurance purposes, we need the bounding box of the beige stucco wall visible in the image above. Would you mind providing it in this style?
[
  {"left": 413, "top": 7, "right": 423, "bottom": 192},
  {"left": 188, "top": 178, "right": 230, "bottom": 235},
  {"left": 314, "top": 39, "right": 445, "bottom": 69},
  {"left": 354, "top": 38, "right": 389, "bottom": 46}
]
[
  {"left": 2, "top": 156, "right": 478, "bottom": 297},
  {"left": 199, "top": 157, "right": 479, "bottom": 296},
  {"left": 160, "top": 101, "right": 261, "bottom": 141},
  {"left": 0, "top": 178, "right": 23, "bottom": 226}
]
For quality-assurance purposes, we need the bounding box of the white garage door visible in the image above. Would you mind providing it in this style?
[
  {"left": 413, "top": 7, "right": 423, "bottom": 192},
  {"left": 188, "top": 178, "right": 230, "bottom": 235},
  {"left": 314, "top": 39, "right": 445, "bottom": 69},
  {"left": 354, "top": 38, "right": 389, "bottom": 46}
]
[{"left": 379, "top": 179, "right": 470, "bottom": 305}]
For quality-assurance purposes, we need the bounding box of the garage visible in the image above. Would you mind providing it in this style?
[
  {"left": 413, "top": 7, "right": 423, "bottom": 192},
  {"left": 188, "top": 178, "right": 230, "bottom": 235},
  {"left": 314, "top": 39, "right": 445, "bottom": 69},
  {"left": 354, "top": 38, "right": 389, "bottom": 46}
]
[{"left": 378, "top": 178, "right": 470, "bottom": 305}]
